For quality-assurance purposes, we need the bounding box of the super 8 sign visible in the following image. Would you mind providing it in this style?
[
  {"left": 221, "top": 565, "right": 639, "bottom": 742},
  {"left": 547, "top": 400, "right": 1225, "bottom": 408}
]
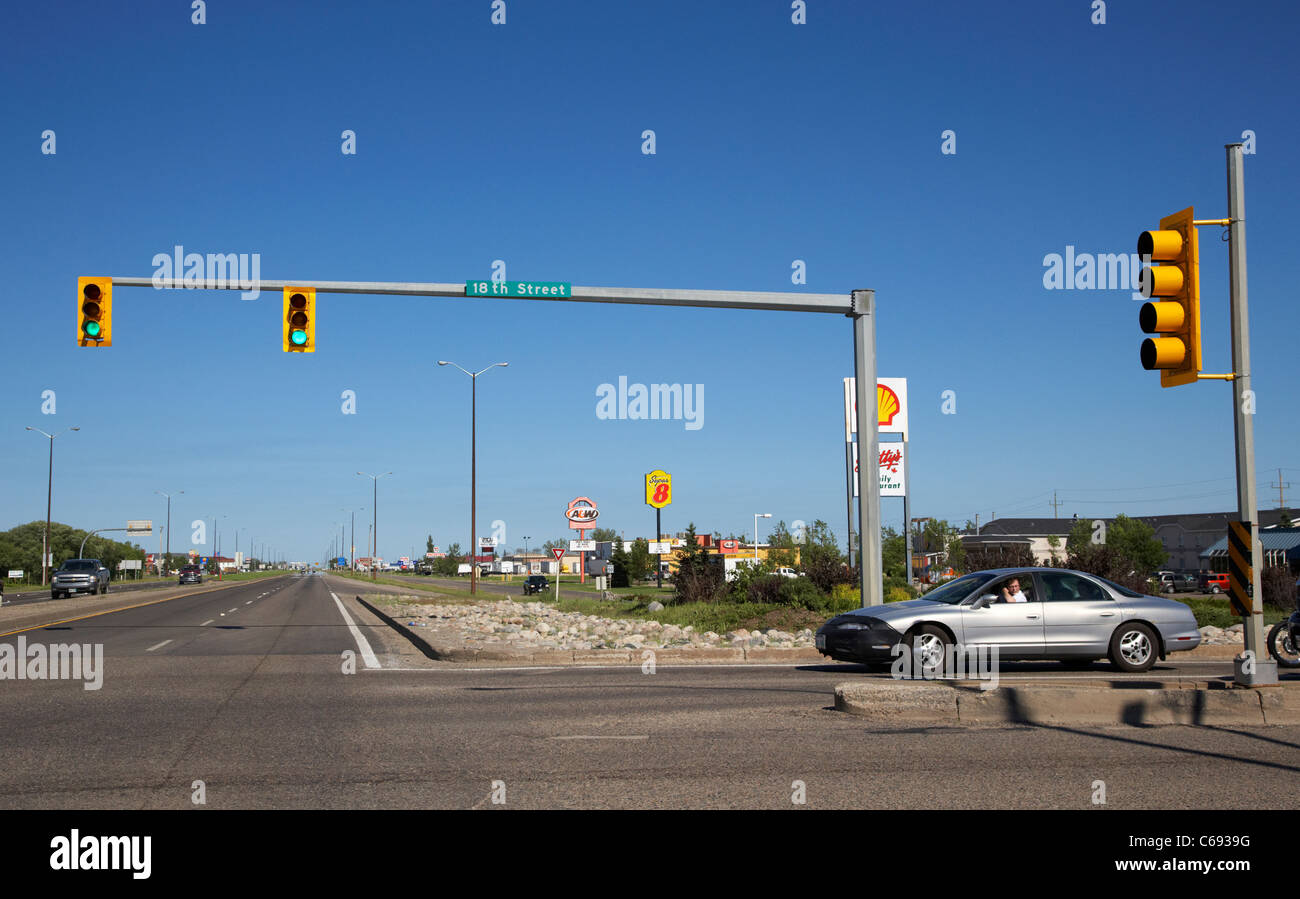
[{"left": 645, "top": 470, "right": 672, "bottom": 509}]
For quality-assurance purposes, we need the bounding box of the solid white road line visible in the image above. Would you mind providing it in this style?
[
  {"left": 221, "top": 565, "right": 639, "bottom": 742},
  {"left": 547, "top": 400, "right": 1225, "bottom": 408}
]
[
  {"left": 329, "top": 591, "right": 380, "bottom": 669},
  {"left": 145, "top": 640, "right": 172, "bottom": 652}
]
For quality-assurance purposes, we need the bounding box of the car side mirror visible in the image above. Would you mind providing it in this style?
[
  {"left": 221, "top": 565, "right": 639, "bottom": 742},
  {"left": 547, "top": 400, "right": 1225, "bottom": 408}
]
[{"left": 973, "top": 594, "right": 997, "bottom": 609}]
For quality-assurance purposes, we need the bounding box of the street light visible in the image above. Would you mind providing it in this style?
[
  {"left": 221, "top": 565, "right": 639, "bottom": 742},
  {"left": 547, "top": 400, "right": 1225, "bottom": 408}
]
[
  {"left": 357, "top": 472, "right": 392, "bottom": 580},
  {"left": 26, "top": 426, "right": 80, "bottom": 585},
  {"left": 753, "top": 513, "right": 771, "bottom": 564},
  {"left": 438, "top": 360, "right": 509, "bottom": 596},
  {"left": 343, "top": 507, "right": 364, "bottom": 572},
  {"left": 154, "top": 489, "right": 183, "bottom": 577}
]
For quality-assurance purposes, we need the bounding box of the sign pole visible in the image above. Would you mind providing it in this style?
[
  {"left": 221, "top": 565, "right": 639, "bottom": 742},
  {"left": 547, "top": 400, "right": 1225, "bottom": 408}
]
[
  {"left": 845, "top": 440, "right": 856, "bottom": 569},
  {"left": 851, "top": 290, "right": 883, "bottom": 607},
  {"left": 655, "top": 507, "right": 662, "bottom": 589},
  {"left": 1225, "top": 142, "right": 1275, "bottom": 685},
  {"left": 903, "top": 438, "right": 912, "bottom": 587}
]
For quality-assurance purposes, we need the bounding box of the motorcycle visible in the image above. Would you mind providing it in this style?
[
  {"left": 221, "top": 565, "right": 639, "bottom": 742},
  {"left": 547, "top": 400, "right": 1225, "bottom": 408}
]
[{"left": 1267, "top": 605, "right": 1300, "bottom": 669}]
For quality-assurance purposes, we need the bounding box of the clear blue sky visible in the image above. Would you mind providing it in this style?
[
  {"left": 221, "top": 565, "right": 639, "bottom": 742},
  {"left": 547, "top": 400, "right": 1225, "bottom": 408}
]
[{"left": 2, "top": 0, "right": 1297, "bottom": 563}]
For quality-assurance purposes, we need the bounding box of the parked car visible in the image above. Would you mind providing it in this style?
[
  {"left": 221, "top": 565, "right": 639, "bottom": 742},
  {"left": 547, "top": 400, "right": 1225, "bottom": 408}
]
[
  {"left": 522, "top": 574, "right": 549, "bottom": 595},
  {"left": 179, "top": 565, "right": 204, "bottom": 585},
  {"left": 1198, "top": 572, "right": 1252, "bottom": 596},
  {"left": 775, "top": 567, "right": 800, "bottom": 579},
  {"left": 1154, "top": 572, "right": 1199, "bottom": 594},
  {"left": 51, "top": 559, "right": 110, "bottom": 598},
  {"left": 815, "top": 567, "right": 1202, "bottom": 673}
]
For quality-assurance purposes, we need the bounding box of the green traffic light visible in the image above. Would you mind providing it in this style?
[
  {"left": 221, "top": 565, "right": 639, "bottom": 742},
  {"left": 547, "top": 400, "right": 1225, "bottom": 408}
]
[
  {"left": 291, "top": 330, "right": 307, "bottom": 346},
  {"left": 84, "top": 321, "right": 101, "bottom": 338}
]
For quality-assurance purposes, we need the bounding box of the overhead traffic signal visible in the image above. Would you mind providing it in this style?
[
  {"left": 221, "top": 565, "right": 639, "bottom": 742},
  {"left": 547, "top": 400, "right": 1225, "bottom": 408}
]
[
  {"left": 77, "top": 277, "right": 112, "bottom": 347},
  {"left": 1138, "top": 207, "right": 1200, "bottom": 387},
  {"left": 283, "top": 286, "right": 316, "bottom": 352}
]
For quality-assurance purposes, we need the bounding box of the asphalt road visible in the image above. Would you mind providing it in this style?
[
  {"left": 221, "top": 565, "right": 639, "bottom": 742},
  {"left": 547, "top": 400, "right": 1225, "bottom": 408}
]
[{"left": 0, "top": 571, "right": 1294, "bottom": 809}]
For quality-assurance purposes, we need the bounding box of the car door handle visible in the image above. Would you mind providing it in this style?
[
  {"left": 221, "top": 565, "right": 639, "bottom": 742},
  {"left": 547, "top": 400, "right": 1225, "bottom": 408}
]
[
  {"left": 1099, "top": 612, "right": 1115, "bottom": 617},
  {"left": 1026, "top": 614, "right": 1039, "bottom": 619}
]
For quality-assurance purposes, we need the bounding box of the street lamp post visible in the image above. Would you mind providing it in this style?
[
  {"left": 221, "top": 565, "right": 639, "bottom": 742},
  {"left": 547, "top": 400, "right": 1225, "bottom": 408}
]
[
  {"left": 358, "top": 472, "right": 392, "bottom": 580},
  {"left": 438, "top": 361, "right": 508, "bottom": 596},
  {"left": 753, "top": 513, "right": 771, "bottom": 565},
  {"left": 27, "top": 427, "right": 80, "bottom": 586},
  {"left": 154, "top": 490, "right": 183, "bottom": 577}
]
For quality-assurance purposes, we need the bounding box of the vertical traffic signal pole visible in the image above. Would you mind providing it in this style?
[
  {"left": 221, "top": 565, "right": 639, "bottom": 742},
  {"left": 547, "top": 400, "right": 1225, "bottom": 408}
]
[
  {"left": 1225, "top": 142, "right": 1275, "bottom": 686},
  {"left": 851, "top": 290, "right": 883, "bottom": 607}
]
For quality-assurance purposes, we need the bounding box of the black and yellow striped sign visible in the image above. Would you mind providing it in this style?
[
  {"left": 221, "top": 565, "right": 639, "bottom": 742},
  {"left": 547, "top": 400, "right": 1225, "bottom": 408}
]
[{"left": 1227, "top": 521, "right": 1254, "bottom": 617}]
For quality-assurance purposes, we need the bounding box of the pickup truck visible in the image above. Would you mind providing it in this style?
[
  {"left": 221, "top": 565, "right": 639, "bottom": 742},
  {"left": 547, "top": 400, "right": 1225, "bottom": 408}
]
[{"left": 52, "top": 559, "right": 110, "bottom": 598}]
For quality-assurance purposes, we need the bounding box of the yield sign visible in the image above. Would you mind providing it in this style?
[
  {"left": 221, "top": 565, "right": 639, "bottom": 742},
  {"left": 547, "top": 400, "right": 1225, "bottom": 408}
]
[{"left": 551, "top": 547, "right": 565, "bottom": 561}]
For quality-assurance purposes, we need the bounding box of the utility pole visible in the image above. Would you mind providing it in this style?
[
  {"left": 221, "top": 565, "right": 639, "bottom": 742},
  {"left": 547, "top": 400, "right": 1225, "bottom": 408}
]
[
  {"left": 1050, "top": 492, "right": 1062, "bottom": 518},
  {"left": 1268, "top": 468, "right": 1291, "bottom": 509}
]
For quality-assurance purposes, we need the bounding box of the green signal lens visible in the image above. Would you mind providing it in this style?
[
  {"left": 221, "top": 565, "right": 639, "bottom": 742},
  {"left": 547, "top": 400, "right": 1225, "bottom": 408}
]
[
  {"left": 291, "top": 330, "right": 307, "bottom": 346},
  {"left": 84, "top": 321, "right": 101, "bottom": 337}
]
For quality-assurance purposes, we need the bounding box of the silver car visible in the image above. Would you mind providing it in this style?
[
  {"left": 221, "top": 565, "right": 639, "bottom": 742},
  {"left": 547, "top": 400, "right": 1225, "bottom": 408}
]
[{"left": 815, "top": 568, "right": 1202, "bottom": 673}]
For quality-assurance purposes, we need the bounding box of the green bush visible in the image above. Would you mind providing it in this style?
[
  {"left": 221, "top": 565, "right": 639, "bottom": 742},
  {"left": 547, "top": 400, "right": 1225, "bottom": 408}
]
[
  {"left": 886, "top": 586, "right": 911, "bottom": 603},
  {"left": 778, "top": 576, "right": 828, "bottom": 610}
]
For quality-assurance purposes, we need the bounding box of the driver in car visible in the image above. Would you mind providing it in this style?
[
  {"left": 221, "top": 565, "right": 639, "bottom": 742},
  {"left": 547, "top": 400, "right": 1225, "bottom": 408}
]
[{"left": 1000, "top": 577, "right": 1029, "bottom": 603}]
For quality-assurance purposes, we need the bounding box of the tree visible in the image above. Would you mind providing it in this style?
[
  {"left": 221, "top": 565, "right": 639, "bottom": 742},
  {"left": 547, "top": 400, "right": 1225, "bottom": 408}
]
[
  {"left": 590, "top": 527, "right": 617, "bottom": 543},
  {"left": 964, "top": 543, "right": 1037, "bottom": 571},
  {"left": 766, "top": 520, "right": 799, "bottom": 569},
  {"left": 426, "top": 535, "right": 435, "bottom": 555},
  {"left": 542, "top": 537, "right": 568, "bottom": 554},
  {"left": 801, "top": 520, "right": 852, "bottom": 594},
  {"left": 1106, "top": 514, "right": 1167, "bottom": 575},
  {"left": 627, "top": 538, "right": 652, "bottom": 582},
  {"left": 432, "top": 542, "right": 463, "bottom": 576},
  {"left": 674, "top": 522, "right": 726, "bottom": 604},
  {"left": 881, "top": 526, "right": 905, "bottom": 580},
  {"left": 610, "top": 538, "right": 630, "bottom": 588}
]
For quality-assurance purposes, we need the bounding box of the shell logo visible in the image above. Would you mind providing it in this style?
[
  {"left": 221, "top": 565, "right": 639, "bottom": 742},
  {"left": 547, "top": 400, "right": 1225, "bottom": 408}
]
[{"left": 877, "top": 384, "right": 901, "bottom": 427}]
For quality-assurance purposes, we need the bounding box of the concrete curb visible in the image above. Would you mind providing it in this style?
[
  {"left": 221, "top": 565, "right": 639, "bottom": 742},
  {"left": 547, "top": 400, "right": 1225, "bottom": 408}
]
[{"left": 834, "top": 679, "right": 1300, "bottom": 726}]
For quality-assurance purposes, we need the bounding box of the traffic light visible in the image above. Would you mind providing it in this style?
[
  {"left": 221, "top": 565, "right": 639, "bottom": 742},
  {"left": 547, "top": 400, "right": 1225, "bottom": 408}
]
[
  {"left": 283, "top": 286, "right": 315, "bottom": 352},
  {"left": 1138, "top": 207, "right": 1200, "bottom": 387},
  {"left": 77, "top": 277, "right": 112, "bottom": 347}
]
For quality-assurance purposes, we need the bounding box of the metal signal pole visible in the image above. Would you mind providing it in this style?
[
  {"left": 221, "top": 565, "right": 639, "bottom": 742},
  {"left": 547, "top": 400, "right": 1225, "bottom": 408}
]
[{"left": 1226, "top": 142, "right": 1275, "bottom": 685}]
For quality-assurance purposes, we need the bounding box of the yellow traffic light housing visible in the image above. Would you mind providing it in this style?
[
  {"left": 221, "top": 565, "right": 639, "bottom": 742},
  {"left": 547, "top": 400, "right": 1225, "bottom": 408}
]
[
  {"left": 283, "top": 286, "right": 315, "bottom": 352},
  {"left": 1138, "top": 207, "right": 1200, "bottom": 387},
  {"left": 77, "top": 277, "right": 112, "bottom": 347}
]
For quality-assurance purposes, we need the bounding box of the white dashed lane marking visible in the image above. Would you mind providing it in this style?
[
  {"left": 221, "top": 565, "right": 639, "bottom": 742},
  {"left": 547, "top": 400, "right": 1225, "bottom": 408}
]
[{"left": 145, "top": 640, "right": 172, "bottom": 652}]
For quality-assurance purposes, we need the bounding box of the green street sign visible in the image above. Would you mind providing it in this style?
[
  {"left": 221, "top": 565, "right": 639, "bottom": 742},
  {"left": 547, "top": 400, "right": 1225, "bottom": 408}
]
[{"left": 465, "top": 280, "right": 571, "bottom": 298}]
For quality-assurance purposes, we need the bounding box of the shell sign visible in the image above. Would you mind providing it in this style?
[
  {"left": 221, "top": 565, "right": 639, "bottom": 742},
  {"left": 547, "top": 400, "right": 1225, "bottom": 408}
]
[{"left": 843, "top": 377, "right": 909, "bottom": 441}]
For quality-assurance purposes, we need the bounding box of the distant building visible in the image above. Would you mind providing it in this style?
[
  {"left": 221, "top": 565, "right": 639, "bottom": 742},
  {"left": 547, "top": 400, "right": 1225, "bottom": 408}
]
[{"left": 962, "top": 508, "right": 1299, "bottom": 571}]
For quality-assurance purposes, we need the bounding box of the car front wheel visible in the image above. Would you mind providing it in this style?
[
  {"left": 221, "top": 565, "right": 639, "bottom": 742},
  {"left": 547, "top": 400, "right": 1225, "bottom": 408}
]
[
  {"left": 906, "top": 625, "right": 952, "bottom": 677},
  {"left": 1109, "top": 623, "right": 1158, "bottom": 672}
]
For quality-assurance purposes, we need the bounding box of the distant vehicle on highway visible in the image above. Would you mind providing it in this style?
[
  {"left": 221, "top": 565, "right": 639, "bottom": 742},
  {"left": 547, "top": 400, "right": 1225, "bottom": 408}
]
[
  {"left": 815, "top": 567, "right": 1202, "bottom": 673},
  {"left": 179, "top": 565, "right": 203, "bottom": 585},
  {"left": 522, "top": 575, "right": 549, "bottom": 595},
  {"left": 51, "top": 559, "right": 110, "bottom": 599}
]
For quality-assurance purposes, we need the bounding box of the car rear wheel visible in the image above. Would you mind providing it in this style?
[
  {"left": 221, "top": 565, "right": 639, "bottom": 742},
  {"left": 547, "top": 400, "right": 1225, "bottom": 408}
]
[
  {"left": 1109, "top": 623, "right": 1158, "bottom": 672},
  {"left": 1210, "top": 585, "right": 1221, "bottom": 594}
]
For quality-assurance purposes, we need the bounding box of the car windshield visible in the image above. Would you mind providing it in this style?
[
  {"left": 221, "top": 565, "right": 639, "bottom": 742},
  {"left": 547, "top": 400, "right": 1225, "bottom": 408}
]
[
  {"left": 1092, "top": 576, "right": 1146, "bottom": 598},
  {"left": 923, "top": 573, "right": 995, "bottom": 604},
  {"left": 60, "top": 560, "right": 96, "bottom": 571}
]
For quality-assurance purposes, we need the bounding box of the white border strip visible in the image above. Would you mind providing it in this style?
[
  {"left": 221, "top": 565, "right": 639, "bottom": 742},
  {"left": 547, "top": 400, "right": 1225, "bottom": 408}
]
[{"left": 330, "top": 592, "right": 380, "bottom": 669}]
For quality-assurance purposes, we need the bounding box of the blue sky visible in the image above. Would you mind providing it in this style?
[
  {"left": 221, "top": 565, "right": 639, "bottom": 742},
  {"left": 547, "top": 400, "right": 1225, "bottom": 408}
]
[{"left": 2, "top": 0, "right": 1298, "bottom": 563}]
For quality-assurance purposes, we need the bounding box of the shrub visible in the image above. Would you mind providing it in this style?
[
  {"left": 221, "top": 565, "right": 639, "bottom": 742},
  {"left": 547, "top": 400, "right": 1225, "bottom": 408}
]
[
  {"left": 778, "top": 576, "right": 828, "bottom": 610},
  {"left": 1262, "top": 565, "right": 1297, "bottom": 611},
  {"left": 744, "top": 574, "right": 786, "bottom": 605},
  {"left": 886, "top": 586, "right": 911, "bottom": 603}
]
